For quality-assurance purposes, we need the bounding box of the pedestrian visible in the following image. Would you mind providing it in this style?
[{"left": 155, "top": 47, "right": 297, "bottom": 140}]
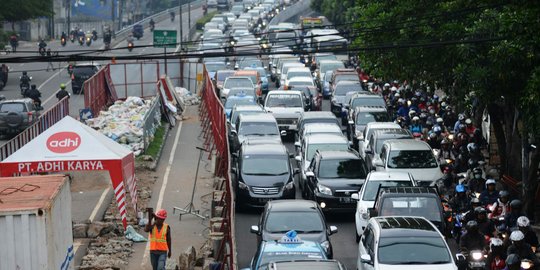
[
  {"left": 144, "top": 208, "right": 171, "bottom": 270},
  {"left": 56, "top": 83, "right": 70, "bottom": 101},
  {"left": 46, "top": 48, "right": 54, "bottom": 71}
]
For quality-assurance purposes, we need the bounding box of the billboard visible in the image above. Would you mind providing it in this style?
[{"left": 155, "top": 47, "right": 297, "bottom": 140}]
[{"left": 71, "top": 0, "right": 118, "bottom": 20}]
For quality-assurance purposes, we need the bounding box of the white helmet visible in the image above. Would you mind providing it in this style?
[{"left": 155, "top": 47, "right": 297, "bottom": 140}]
[
  {"left": 485, "top": 179, "right": 496, "bottom": 186},
  {"left": 490, "top": 237, "right": 503, "bottom": 247},
  {"left": 436, "top": 117, "right": 443, "bottom": 123},
  {"left": 391, "top": 86, "right": 398, "bottom": 92},
  {"left": 465, "top": 118, "right": 472, "bottom": 124},
  {"left": 384, "top": 83, "right": 390, "bottom": 87},
  {"left": 517, "top": 216, "right": 530, "bottom": 227},
  {"left": 510, "top": 230, "right": 524, "bottom": 241},
  {"left": 412, "top": 116, "right": 420, "bottom": 121}
]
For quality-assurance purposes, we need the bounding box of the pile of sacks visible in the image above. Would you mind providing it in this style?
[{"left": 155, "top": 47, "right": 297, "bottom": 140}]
[
  {"left": 175, "top": 87, "right": 200, "bottom": 105},
  {"left": 86, "top": 97, "right": 161, "bottom": 156}
]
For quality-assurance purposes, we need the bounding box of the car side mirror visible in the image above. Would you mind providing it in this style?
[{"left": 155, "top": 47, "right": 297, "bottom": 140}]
[
  {"left": 231, "top": 167, "right": 237, "bottom": 174},
  {"left": 360, "top": 254, "right": 373, "bottom": 265},
  {"left": 329, "top": 225, "right": 338, "bottom": 235},
  {"left": 351, "top": 193, "right": 359, "bottom": 200},
  {"left": 250, "top": 225, "right": 260, "bottom": 234},
  {"left": 295, "top": 155, "right": 302, "bottom": 162},
  {"left": 305, "top": 171, "right": 314, "bottom": 178},
  {"left": 232, "top": 152, "right": 238, "bottom": 158},
  {"left": 231, "top": 130, "right": 237, "bottom": 135}
]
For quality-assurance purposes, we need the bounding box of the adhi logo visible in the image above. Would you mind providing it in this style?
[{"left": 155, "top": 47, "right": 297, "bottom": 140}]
[{"left": 46, "top": 132, "right": 81, "bottom": 153}]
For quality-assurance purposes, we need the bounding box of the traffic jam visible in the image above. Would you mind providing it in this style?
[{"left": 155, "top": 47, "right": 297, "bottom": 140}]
[{"left": 204, "top": 0, "right": 539, "bottom": 270}]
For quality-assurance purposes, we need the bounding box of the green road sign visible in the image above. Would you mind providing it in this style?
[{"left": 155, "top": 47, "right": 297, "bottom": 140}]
[{"left": 153, "top": 30, "right": 177, "bottom": 48}]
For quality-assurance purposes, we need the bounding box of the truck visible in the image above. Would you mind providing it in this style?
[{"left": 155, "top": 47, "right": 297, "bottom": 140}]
[
  {"left": 0, "top": 98, "right": 41, "bottom": 137},
  {"left": 300, "top": 16, "right": 325, "bottom": 35}
]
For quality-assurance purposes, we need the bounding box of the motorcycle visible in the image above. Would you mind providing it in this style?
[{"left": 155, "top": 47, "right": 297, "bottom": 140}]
[
  {"left": 86, "top": 36, "right": 92, "bottom": 46},
  {"left": 61, "top": 37, "right": 67, "bottom": 46},
  {"left": 150, "top": 24, "right": 155, "bottom": 32},
  {"left": 127, "top": 41, "right": 134, "bottom": 52},
  {"left": 69, "top": 34, "right": 75, "bottom": 43},
  {"left": 19, "top": 76, "right": 32, "bottom": 97},
  {"left": 78, "top": 36, "right": 84, "bottom": 45},
  {"left": 452, "top": 212, "right": 467, "bottom": 244},
  {"left": 38, "top": 47, "right": 46, "bottom": 56},
  {"left": 468, "top": 250, "right": 487, "bottom": 270},
  {"left": 92, "top": 31, "right": 98, "bottom": 41}
]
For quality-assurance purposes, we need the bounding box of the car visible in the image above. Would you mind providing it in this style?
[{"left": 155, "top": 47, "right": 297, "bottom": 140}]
[
  {"left": 132, "top": 24, "right": 143, "bottom": 39},
  {"left": 275, "top": 58, "right": 301, "bottom": 87},
  {"left": 364, "top": 129, "right": 412, "bottom": 171},
  {"left": 347, "top": 106, "right": 390, "bottom": 146},
  {"left": 265, "top": 259, "right": 346, "bottom": 270},
  {"left": 273, "top": 31, "right": 298, "bottom": 49},
  {"left": 71, "top": 62, "right": 101, "bottom": 94},
  {"left": 351, "top": 171, "right": 416, "bottom": 240},
  {"left": 231, "top": 113, "right": 282, "bottom": 153},
  {"left": 232, "top": 143, "right": 297, "bottom": 207},
  {"left": 279, "top": 62, "right": 305, "bottom": 88},
  {"left": 320, "top": 70, "right": 334, "bottom": 98},
  {"left": 330, "top": 81, "right": 364, "bottom": 118},
  {"left": 370, "top": 187, "right": 447, "bottom": 235},
  {"left": 250, "top": 200, "right": 338, "bottom": 258},
  {"left": 357, "top": 216, "right": 457, "bottom": 270},
  {"left": 299, "top": 124, "right": 344, "bottom": 145},
  {"left": 214, "top": 70, "right": 236, "bottom": 93},
  {"left": 373, "top": 139, "right": 444, "bottom": 186},
  {"left": 309, "top": 53, "right": 337, "bottom": 72},
  {"left": 304, "top": 150, "right": 368, "bottom": 212},
  {"left": 222, "top": 76, "right": 255, "bottom": 99},
  {"left": 205, "top": 61, "right": 228, "bottom": 79},
  {"left": 227, "top": 104, "right": 265, "bottom": 148},
  {"left": 249, "top": 236, "right": 328, "bottom": 270},
  {"left": 296, "top": 111, "right": 340, "bottom": 142},
  {"left": 207, "top": 0, "right": 218, "bottom": 8},
  {"left": 235, "top": 70, "right": 262, "bottom": 99},
  {"left": 295, "top": 134, "right": 350, "bottom": 191},
  {"left": 329, "top": 69, "right": 360, "bottom": 92},
  {"left": 224, "top": 94, "right": 257, "bottom": 119},
  {"left": 316, "top": 60, "right": 345, "bottom": 85},
  {"left": 264, "top": 90, "right": 305, "bottom": 135},
  {"left": 358, "top": 122, "right": 402, "bottom": 158},
  {"left": 237, "top": 57, "right": 264, "bottom": 70},
  {"left": 0, "top": 98, "right": 41, "bottom": 137},
  {"left": 244, "top": 67, "right": 270, "bottom": 94},
  {"left": 231, "top": 4, "right": 245, "bottom": 17},
  {"left": 217, "top": 0, "right": 230, "bottom": 10},
  {"left": 284, "top": 67, "right": 313, "bottom": 89},
  {"left": 347, "top": 92, "right": 387, "bottom": 117},
  {"left": 284, "top": 77, "right": 315, "bottom": 90}
]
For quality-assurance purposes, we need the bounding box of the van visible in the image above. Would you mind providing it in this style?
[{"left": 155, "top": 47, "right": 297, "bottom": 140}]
[{"left": 71, "top": 62, "right": 101, "bottom": 94}]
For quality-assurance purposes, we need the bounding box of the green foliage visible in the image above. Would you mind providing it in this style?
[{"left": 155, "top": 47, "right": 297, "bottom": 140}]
[
  {"left": 0, "top": 0, "right": 53, "bottom": 22},
  {"left": 196, "top": 11, "right": 218, "bottom": 30}
]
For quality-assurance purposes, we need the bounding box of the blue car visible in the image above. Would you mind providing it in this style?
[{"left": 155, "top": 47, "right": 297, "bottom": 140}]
[
  {"left": 321, "top": 70, "right": 333, "bottom": 98},
  {"left": 249, "top": 231, "right": 328, "bottom": 270},
  {"left": 224, "top": 95, "right": 256, "bottom": 119}
]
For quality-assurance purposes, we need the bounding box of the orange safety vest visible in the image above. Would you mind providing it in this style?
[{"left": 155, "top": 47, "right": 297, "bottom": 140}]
[{"left": 149, "top": 223, "right": 169, "bottom": 251}]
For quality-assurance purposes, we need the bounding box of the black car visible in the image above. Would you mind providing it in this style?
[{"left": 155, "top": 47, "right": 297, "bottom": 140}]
[
  {"left": 71, "top": 63, "right": 101, "bottom": 94},
  {"left": 232, "top": 143, "right": 297, "bottom": 207},
  {"left": 250, "top": 200, "right": 338, "bottom": 258},
  {"left": 330, "top": 81, "right": 364, "bottom": 117},
  {"left": 132, "top": 24, "right": 143, "bottom": 39},
  {"left": 304, "top": 150, "right": 368, "bottom": 212}
]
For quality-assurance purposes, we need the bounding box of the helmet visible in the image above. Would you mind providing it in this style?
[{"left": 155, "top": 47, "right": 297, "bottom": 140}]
[
  {"left": 433, "top": 126, "right": 442, "bottom": 134},
  {"left": 436, "top": 117, "right": 443, "bottom": 123},
  {"left": 441, "top": 139, "right": 449, "bottom": 145},
  {"left": 490, "top": 237, "right": 504, "bottom": 247},
  {"left": 466, "top": 220, "right": 478, "bottom": 232},
  {"left": 22, "top": 71, "right": 27, "bottom": 75},
  {"left": 510, "top": 199, "right": 522, "bottom": 209},
  {"left": 441, "top": 102, "right": 447, "bottom": 107},
  {"left": 455, "top": 184, "right": 466, "bottom": 193},
  {"left": 505, "top": 254, "right": 520, "bottom": 266},
  {"left": 458, "top": 123, "right": 466, "bottom": 131},
  {"left": 458, "top": 114, "right": 465, "bottom": 121},
  {"left": 474, "top": 206, "right": 487, "bottom": 215},
  {"left": 467, "top": 143, "right": 478, "bottom": 153},
  {"left": 433, "top": 94, "right": 439, "bottom": 100},
  {"left": 426, "top": 120, "right": 433, "bottom": 126},
  {"left": 465, "top": 118, "right": 472, "bottom": 125},
  {"left": 510, "top": 230, "right": 524, "bottom": 241},
  {"left": 391, "top": 86, "right": 398, "bottom": 92},
  {"left": 485, "top": 179, "right": 496, "bottom": 186},
  {"left": 498, "top": 190, "right": 509, "bottom": 198},
  {"left": 517, "top": 216, "right": 530, "bottom": 227},
  {"left": 473, "top": 167, "right": 482, "bottom": 174},
  {"left": 60, "top": 83, "right": 66, "bottom": 89},
  {"left": 429, "top": 132, "right": 437, "bottom": 139},
  {"left": 384, "top": 83, "right": 390, "bottom": 87},
  {"left": 471, "top": 197, "right": 481, "bottom": 205},
  {"left": 409, "top": 110, "right": 416, "bottom": 116},
  {"left": 412, "top": 116, "right": 420, "bottom": 121},
  {"left": 155, "top": 209, "right": 168, "bottom": 219}
]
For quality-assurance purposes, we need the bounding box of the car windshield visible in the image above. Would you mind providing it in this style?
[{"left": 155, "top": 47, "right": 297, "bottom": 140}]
[
  {"left": 266, "top": 94, "right": 302, "bottom": 107},
  {"left": 265, "top": 211, "right": 324, "bottom": 233},
  {"left": 379, "top": 197, "right": 441, "bottom": 222},
  {"left": 351, "top": 97, "right": 386, "bottom": 108},
  {"left": 375, "top": 136, "right": 409, "bottom": 153},
  {"left": 335, "top": 74, "right": 360, "bottom": 82},
  {"left": 231, "top": 6, "right": 243, "bottom": 12},
  {"left": 289, "top": 80, "right": 313, "bottom": 87},
  {"left": 205, "top": 63, "right": 226, "bottom": 72},
  {"left": 217, "top": 71, "right": 235, "bottom": 81},
  {"left": 317, "top": 55, "right": 337, "bottom": 63},
  {"left": 356, "top": 112, "right": 389, "bottom": 125},
  {"left": 378, "top": 236, "right": 451, "bottom": 265},
  {"left": 228, "top": 88, "right": 255, "bottom": 97},
  {"left": 335, "top": 84, "right": 362, "bottom": 95},
  {"left": 224, "top": 78, "right": 254, "bottom": 89},
  {"left": 320, "top": 62, "right": 345, "bottom": 74},
  {"left": 306, "top": 143, "right": 348, "bottom": 162},
  {"left": 242, "top": 156, "right": 289, "bottom": 175},
  {"left": 258, "top": 250, "right": 325, "bottom": 270},
  {"left": 318, "top": 159, "right": 367, "bottom": 179},
  {"left": 225, "top": 98, "right": 254, "bottom": 109},
  {"left": 287, "top": 71, "right": 311, "bottom": 80},
  {"left": 362, "top": 181, "right": 413, "bottom": 201},
  {"left": 387, "top": 150, "right": 438, "bottom": 169},
  {"left": 239, "top": 122, "right": 279, "bottom": 136}
]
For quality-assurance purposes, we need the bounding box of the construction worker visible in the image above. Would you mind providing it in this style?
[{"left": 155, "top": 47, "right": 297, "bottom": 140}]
[
  {"left": 56, "top": 83, "right": 70, "bottom": 101},
  {"left": 144, "top": 208, "right": 171, "bottom": 270}
]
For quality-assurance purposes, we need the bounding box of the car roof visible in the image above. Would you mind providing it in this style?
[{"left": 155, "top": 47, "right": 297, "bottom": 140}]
[
  {"left": 269, "top": 260, "right": 344, "bottom": 270},
  {"left": 235, "top": 70, "right": 258, "bottom": 75},
  {"left": 240, "top": 113, "right": 276, "bottom": 122},
  {"left": 304, "top": 123, "right": 342, "bottom": 133},
  {"left": 355, "top": 106, "right": 387, "bottom": 113},
  {"left": 0, "top": 98, "right": 33, "bottom": 103},
  {"left": 267, "top": 90, "right": 302, "bottom": 95},
  {"left": 288, "top": 77, "right": 313, "bottom": 82},
  {"left": 233, "top": 105, "right": 264, "bottom": 112},
  {"left": 305, "top": 134, "right": 347, "bottom": 144},
  {"left": 267, "top": 199, "right": 319, "bottom": 211},
  {"left": 372, "top": 129, "right": 411, "bottom": 139},
  {"left": 384, "top": 139, "right": 432, "bottom": 151},
  {"left": 378, "top": 186, "right": 439, "bottom": 197},
  {"left": 301, "top": 111, "right": 336, "bottom": 119},
  {"left": 318, "top": 150, "right": 359, "bottom": 160},
  {"left": 242, "top": 143, "right": 287, "bottom": 155},
  {"left": 366, "top": 122, "right": 401, "bottom": 129},
  {"left": 373, "top": 216, "right": 440, "bottom": 238},
  {"left": 288, "top": 67, "right": 310, "bottom": 72},
  {"left": 351, "top": 91, "right": 379, "bottom": 98},
  {"left": 319, "top": 60, "right": 343, "bottom": 64},
  {"left": 262, "top": 239, "right": 324, "bottom": 253},
  {"left": 366, "top": 171, "right": 414, "bottom": 181}
]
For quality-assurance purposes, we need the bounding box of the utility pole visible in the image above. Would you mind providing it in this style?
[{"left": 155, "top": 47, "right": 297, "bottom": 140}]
[
  {"left": 111, "top": 0, "right": 116, "bottom": 35},
  {"left": 66, "top": 0, "right": 71, "bottom": 33},
  {"left": 179, "top": 0, "right": 183, "bottom": 50},
  {"left": 188, "top": 0, "right": 191, "bottom": 36}
]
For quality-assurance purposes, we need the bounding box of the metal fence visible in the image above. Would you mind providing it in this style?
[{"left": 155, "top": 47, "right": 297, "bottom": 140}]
[
  {"left": 109, "top": 62, "right": 161, "bottom": 99},
  {"left": 0, "top": 96, "right": 70, "bottom": 161},
  {"left": 142, "top": 97, "right": 162, "bottom": 151},
  {"left": 180, "top": 60, "right": 204, "bottom": 94}
]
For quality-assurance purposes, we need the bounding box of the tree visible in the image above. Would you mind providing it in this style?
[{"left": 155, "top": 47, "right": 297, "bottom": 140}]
[
  {"left": 0, "top": 0, "right": 53, "bottom": 31},
  {"left": 317, "top": 0, "right": 540, "bottom": 216}
]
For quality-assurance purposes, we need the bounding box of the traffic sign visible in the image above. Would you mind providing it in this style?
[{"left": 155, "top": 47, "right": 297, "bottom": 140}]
[{"left": 153, "top": 30, "right": 177, "bottom": 48}]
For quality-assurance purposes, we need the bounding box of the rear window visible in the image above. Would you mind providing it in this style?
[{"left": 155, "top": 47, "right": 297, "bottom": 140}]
[
  {"left": 0, "top": 103, "right": 26, "bottom": 112},
  {"left": 73, "top": 66, "right": 97, "bottom": 75}
]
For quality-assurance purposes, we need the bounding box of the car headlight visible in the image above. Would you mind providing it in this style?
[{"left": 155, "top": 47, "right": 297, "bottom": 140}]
[
  {"left": 238, "top": 181, "right": 249, "bottom": 190},
  {"left": 317, "top": 184, "right": 332, "bottom": 195},
  {"left": 320, "top": 241, "right": 330, "bottom": 253},
  {"left": 285, "top": 181, "right": 294, "bottom": 190},
  {"left": 471, "top": 252, "right": 482, "bottom": 260},
  {"left": 360, "top": 208, "right": 368, "bottom": 219}
]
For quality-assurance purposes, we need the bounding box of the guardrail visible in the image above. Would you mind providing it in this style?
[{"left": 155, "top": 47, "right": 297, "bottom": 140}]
[
  {"left": 0, "top": 96, "right": 70, "bottom": 161},
  {"left": 142, "top": 97, "right": 162, "bottom": 151}
]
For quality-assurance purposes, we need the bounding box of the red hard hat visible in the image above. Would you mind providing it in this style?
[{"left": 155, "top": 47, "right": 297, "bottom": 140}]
[{"left": 155, "top": 209, "right": 167, "bottom": 219}]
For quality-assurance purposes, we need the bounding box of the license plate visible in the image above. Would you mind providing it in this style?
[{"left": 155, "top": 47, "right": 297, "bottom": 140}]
[
  {"left": 257, "top": 198, "right": 271, "bottom": 203},
  {"left": 339, "top": 197, "right": 353, "bottom": 203}
]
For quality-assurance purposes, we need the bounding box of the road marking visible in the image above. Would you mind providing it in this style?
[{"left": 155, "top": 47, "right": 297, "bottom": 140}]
[
  {"left": 89, "top": 187, "right": 111, "bottom": 222},
  {"left": 141, "top": 121, "right": 183, "bottom": 267},
  {"left": 37, "top": 66, "right": 67, "bottom": 90}
]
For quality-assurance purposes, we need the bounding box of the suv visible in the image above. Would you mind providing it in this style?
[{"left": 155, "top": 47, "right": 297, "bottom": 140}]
[
  {"left": 358, "top": 122, "right": 402, "bottom": 158},
  {"left": 329, "top": 69, "right": 360, "bottom": 93},
  {"left": 364, "top": 129, "right": 412, "bottom": 171},
  {"left": 264, "top": 90, "right": 305, "bottom": 135},
  {"left": 345, "top": 92, "right": 386, "bottom": 125},
  {"left": 358, "top": 216, "right": 456, "bottom": 270},
  {"left": 0, "top": 98, "right": 41, "bottom": 137},
  {"left": 232, "top": 142, "right": 297, "bottom": 207},
  {"left": 217, "top": 0, "right": 231, "bottom": 11},
  {"left": 266, "top": 260, "right": 346, "bottom": 270},
  {"left": 370, "top": 187, "right": 447, "bottom": 234},
  {"left": 71, "top": 63, "right": 101, "bottom": 94},
  {"left": 222, "top": 76, "right": 255, "bottom": 100},
  {"left": 230, "top": 114, "right": 281, "bottom": 153},
  {"left": 351, "top": 171, "right": 416, "bottom": 241},
  {"left": 330, "top": 81, "right": 363, "bottom": 118},
  {"left": 304, "top": 150, "right": 368, "bottom": 212},
  {"left": 347, "top": 106, "right": 390, "bottom": 147},
  {"left": 373, "top": 139, "right": 444, "bottom": 186},
  {"left": 296, "top": 111, "right": 340, "bottom": 142}
]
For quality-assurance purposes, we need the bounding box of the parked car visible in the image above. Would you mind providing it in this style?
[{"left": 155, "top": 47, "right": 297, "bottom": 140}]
[
  {"left": 0, "top": 98, "right": 41, "bottom": 137},
  {"left": 250, "top": 200, "right": 338, "bottom": 258},
  {"left": 304, "top": 150, "right": 368, "bottom": 212},
  {"left": 357, "top": 216, "right": 457, "bottom": 270},
  {"left": 71, "top": 62, "right": 101, "bottom": 94}
]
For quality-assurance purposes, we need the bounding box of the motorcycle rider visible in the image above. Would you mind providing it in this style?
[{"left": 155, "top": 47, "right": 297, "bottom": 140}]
[
  {"left": 454, "top": 114, "right": 466, "bottom": 134},
  {"left": 170, "top": 10, "right": 175, "bottom": 21},
  {"left": 480, "top": 179, "right": 499, "bottom": 206},
  {"left": 505, "top": 200, "right": 524, "bottom": 229},
  {"left": 503, "top": 254, "right": 520, "bottom": 270},
  {"left": 450, "top": 184, "right": 471, "bottom": 213},
  {"left": 488, "top": 190, "right": 511, "bottom": 221},
  {"left": 464, "top": 197, "right": 482, "bottom": 223},
  {"left": 409, "top": 116, "right": 423, "bottom": 134},
  {"left": 38, "top": 38, "right": 47, "bottom": 53},
  {"left": 56, "top": 83, "right": 70, "bottom": 101},
  {"left": 486, "top": 238, "right": 506, "bottom": 270},
  {"left": 20, "top": 71, "right": 31, "bottom": 86},
  {"left": 516, "top": 216, "right": 538, "bottom": 253},
  {"left": 468, "top": 167, "right": 486, "bottom": 194},
  {"left": 506, "top": 230, "right": 540, "bottom": 267},
  {"left": 474, "top": 207, "right": 496, "bottom": 238},
  {"left": 460, "top": 220, "right": 487, "bottom": 254},
  {"left": 27, "top": 84, "right": 42, "bottom": 108},
  {"left": 149, "top": 18, "right": 155, "bottom": 30},
  {"left": 92, "top": 28, "right": 98, "bottom": 40},
  {"left": 465, "top": 118, "right": 476, "bottom": 136},
  {"left": 85, "top": 31, "right": 93, "bottom": 43}
]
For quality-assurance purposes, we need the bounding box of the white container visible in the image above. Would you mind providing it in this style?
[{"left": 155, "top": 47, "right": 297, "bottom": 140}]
[{"left": 0, "top": 175, "right": 73, "bottom": 270}]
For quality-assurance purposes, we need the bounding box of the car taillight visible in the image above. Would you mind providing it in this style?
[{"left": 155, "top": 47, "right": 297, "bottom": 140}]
[{"left": 27, "top": 112, "right": 33, "bottom": 122}]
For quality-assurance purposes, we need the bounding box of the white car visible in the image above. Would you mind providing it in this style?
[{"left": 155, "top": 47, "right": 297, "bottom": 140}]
[
  {"left": 279, "top": 62, "right": 305, "bottom": 87},
  {"left": 351, "top": 171, "right": 416, "bottom": 241},
  {"left": 373, "top": 139, "right": 444, "bottom": 186},
  {"left": 285, "top": 76, "right": 315, "bottom": 90},
  {"left": 222, "top": 77, "right": 255, "bottom": 99},
  {"left": 358, "top": 216, "right": 457, "bottom": 270},
  {"left": 264, "top": 90, "right": 304, "bottom": 134},
  {"left": 358, "top": 122, "right": 401, "bottom": 159}
]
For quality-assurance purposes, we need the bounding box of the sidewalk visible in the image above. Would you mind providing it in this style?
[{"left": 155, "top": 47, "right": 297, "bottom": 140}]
[{"left": 126, "top": 105, "right": 215, "bottom": 269}]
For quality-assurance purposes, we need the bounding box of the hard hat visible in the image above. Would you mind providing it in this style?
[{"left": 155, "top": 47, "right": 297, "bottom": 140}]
[
  {"left": 390, "top": 86, "right": 398, "bottom": 92},
  {"left": 384, "top": 83, "right": 390, "bottom": 87},
  {"left": 485, "top": 179, "right": 496, "bottom": 186},
  {"left": 517, "top": 216, "right": 530, "bottom": 227},
  {"left": 412, "top": 116, "right": 420, "bottom": 121},
  {"left": 471, "top": 197, "right": 480, "bottom": 205},
  {"left": 510, "top": 230, "right": 524, "bottom": 241},
  {"left": 60, "top": 83, "right": 66, "bottom": 89},
  {"left": 436, "top": 117, "right": 443, "bottom": 123},
  {"left": 155, "top": 209, "right": 168, "bottom": 219}
]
